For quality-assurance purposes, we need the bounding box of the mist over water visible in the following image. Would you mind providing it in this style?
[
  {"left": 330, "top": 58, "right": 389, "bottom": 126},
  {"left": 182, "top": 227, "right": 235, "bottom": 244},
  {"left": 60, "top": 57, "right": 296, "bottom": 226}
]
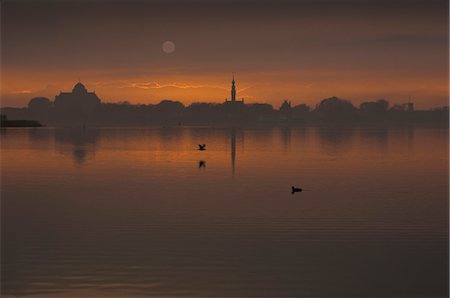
[{"left": 1, "top": 126, "right": 448, "bottom": 297}]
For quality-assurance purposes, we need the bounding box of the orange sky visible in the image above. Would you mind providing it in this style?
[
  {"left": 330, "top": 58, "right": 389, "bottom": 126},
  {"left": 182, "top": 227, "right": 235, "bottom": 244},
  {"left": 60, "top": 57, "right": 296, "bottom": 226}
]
[
  {"left": 1, "top": 0, "right": 449, "bottom": 109},
  {"left": 3, "top": 68, "right": 448, "bottom": 109}
]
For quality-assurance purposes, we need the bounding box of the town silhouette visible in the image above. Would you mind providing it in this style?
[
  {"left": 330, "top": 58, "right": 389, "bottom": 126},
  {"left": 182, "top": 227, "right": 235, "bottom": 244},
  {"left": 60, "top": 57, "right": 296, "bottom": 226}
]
[
  {"left": 1, "top": 77, "right": 448, "bottom": 127},
  {"left": 2, "top": 0, "right": 448, "bottom": 297}
]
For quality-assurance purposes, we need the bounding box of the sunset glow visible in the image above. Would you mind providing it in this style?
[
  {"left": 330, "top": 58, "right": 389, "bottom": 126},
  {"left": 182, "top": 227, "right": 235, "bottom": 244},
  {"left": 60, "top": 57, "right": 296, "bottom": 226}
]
[
  {"left": 1, "top": 0, "right": 448, "bottom": 109},
  {"left": 1, "top": 1, "right": 448, "bottom": 296}
]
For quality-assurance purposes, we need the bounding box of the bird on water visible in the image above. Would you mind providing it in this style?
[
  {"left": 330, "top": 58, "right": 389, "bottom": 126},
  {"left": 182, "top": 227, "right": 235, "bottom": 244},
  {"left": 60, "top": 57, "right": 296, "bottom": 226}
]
[{"left": 291, "top": 186, "right": 302, "bottom": 194}]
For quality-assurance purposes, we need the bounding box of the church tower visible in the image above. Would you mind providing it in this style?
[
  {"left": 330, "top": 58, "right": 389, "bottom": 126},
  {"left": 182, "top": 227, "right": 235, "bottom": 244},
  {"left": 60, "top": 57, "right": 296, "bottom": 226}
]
[{"left": 231, "top": 74, "right": 236, "bottom": 102}]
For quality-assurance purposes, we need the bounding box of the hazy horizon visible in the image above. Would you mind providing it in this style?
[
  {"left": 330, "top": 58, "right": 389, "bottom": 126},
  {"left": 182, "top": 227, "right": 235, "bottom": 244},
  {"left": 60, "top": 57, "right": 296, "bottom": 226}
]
[
  {"left": 1, "top": 0, "right": 449, "bottom": 109},
  {"left": 1, "top": 2, "right": 448, "bottom": 296},
  {"left": 2, "top": 80, "right": 450, "bottom": 110}
]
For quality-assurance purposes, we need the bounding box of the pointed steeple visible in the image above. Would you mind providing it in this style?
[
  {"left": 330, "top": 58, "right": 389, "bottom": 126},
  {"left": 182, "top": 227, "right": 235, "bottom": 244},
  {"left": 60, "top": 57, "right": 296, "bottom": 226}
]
[{"left": 231, "top": 73, "right": 236, "bottom": 102}]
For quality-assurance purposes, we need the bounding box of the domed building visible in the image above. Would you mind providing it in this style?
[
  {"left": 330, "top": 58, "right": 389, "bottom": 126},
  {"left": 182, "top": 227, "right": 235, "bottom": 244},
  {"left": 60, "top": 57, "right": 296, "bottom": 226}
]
[{"left": 54, "top": 82, "right": 101, "bottom": 114}]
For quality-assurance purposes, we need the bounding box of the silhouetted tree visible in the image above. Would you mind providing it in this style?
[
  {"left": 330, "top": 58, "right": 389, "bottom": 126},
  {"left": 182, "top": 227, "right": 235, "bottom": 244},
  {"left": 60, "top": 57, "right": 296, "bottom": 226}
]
[
  {"left": 156, "top": 100, "right": 184, "bottom": 112},
  {"left": 27, "top": 97, "right": 53, "bottom": 122},
  {"left": 2, "top": 82, "right": 448, "bottom": 127},
  {"left": 28, "top": 97, "right": 52, "bottom": 111},
  {"left": 247, "top": 103, "right": 275, "bottom": 121},
  {"left": 360, "top": 99, "right": 389, "bottom": 113},
  {"left": 292, "top": 104, "right": 310, "bottom": 121},
  {"left": 359, "top": 99, "right": 389, "bottom": 122},
  {"left": 315, "top": 96, "right": 357, "bottom": 121},
  {"left": 185, "top": 103, "right": 222, "bottom": 123},
  {"left": 153, "top": 100, "right": 184, "bottom": 124}
]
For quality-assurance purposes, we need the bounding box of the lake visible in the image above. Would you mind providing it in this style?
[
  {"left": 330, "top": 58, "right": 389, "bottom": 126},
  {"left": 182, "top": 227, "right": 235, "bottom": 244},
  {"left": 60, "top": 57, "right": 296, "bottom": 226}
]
[{"left": 1, "top": 126, "right": 448, "bottom": 297}]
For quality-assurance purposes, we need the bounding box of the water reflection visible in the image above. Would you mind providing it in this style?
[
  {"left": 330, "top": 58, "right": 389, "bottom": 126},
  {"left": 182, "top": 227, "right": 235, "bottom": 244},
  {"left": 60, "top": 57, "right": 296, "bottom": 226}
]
[
  {"left": 316, "top": 126, "right": 356, "bottom": 156},
  {"left": 407, "top": 125, "right": 414, "bottom": 151},
  {"left": 2, "top": 126, "right": 448, "bottom": 297},
  {"left": 280, "top": 126, "right": 291, "bottom": 151},
  {"left": 231, "top": 128, "right": 236, "bottom": 176},
  {"left": 27, "top": 127, "right": 53, "bottom": 143},
  {"left": 359, "top": 127, "right": 388, "bottom": 152},
  {"left": 157, "top": 126, "right": 184, "bottom": 143},
  {"left": 198, "top": 160, "right": 206, "bottom": 169},
  {"left": 54, "top": 128, "right": 99, "bottom": 165}
]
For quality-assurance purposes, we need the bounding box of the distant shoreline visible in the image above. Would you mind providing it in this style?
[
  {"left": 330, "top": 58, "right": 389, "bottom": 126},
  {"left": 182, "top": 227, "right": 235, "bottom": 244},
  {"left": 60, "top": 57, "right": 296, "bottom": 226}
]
[
  {"left": 1, "top": 94, "right": 448, "bottom": 128},
  {"left": 1, "top": 121, "right": 447, "bottom": 130},
  {"left": 0, "top": 119, "right": 42, "bottom": 128}
]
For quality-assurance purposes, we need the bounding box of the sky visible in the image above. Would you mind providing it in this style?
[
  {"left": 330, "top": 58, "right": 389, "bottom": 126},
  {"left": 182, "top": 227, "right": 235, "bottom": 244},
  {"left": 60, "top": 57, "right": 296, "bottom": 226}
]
[{"left": 1, "top": 0, "right": 449, "bottom": 109}]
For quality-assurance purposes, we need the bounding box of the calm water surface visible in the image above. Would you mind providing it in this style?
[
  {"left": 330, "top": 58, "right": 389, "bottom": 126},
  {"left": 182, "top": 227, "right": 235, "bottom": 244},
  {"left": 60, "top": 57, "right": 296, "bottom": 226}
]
[{"left": 1, "top": 126, "right": 448, "bottom": 297}]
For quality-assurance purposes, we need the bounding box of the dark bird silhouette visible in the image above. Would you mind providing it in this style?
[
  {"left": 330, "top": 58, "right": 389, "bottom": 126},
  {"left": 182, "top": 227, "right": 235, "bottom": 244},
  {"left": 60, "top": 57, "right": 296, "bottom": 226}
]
[
  {"left": 198, "top": 144, "right": 206, "bottom": 150},
  {"left": 291, "top": 186, "right": 302, "bottom": 194},
  {"left": 198, "top": 160, "right": 206, "bottom": 168}
]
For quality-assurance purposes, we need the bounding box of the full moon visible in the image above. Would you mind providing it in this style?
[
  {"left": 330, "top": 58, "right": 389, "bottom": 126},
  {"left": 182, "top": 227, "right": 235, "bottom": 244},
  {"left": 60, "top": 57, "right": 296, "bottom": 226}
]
[{"left": 162, "top": 41, "right": 175, "bottom": 54}]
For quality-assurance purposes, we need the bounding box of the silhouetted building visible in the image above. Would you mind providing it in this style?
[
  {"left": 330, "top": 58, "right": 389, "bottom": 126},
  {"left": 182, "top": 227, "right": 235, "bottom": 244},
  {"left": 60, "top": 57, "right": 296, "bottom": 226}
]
[
  {"left": 54, "top": 82, "right": 101, "bottom": 114},
  {"left": 390, "top": 104, "right": 405, "bottom": 112},
  {"left": 279, "top": 100, "right": 293, "bottom": 120},
  {"left": 231, "top": 74, "right": 237, "bottom": 102},
  {"left": 224, "top": 74, "right": 244, "bottom": 105},
  {"left": 407, "top": 102, "right": 414, "bottom": 112},
  {"left": 390, "top": 102, "right": 414, "bottom": 112}
]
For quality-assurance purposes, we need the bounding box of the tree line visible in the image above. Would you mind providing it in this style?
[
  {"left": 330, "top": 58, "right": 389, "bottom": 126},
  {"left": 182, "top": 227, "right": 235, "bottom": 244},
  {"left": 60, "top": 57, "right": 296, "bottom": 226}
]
[{"left": 1, "top": 96, "right": 448, "bottom": 126}]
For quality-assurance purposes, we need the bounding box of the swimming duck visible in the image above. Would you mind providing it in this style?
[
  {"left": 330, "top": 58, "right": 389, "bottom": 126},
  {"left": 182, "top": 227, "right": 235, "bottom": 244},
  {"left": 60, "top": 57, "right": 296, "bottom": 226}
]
[{"left": 291, "top": 186, "right": 302, "bottom": 194}]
